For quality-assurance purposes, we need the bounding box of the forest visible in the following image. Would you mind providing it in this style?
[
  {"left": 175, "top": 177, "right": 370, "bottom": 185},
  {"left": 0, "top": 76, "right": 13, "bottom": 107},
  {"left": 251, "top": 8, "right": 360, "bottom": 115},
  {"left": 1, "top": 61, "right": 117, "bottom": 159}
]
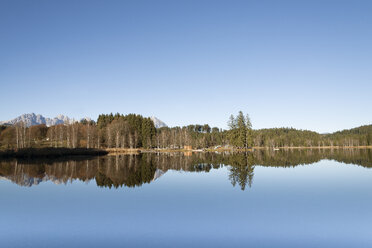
[{"left": 0, "top": 111, "right": 371, "bottom": 150}]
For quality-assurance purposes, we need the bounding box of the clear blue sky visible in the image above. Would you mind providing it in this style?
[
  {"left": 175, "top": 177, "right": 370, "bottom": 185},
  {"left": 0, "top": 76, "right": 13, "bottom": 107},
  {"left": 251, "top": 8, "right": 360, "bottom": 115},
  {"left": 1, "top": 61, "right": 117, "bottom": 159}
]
[{"left": 1, "top": 0, "right": 371, "bottom": 133}]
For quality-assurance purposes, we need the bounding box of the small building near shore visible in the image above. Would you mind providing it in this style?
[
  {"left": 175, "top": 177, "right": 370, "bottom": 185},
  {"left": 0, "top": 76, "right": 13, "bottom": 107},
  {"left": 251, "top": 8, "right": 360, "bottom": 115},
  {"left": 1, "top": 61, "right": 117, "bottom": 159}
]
[{"left": 184, "top": 145, "right": 192, "bottom": 150}]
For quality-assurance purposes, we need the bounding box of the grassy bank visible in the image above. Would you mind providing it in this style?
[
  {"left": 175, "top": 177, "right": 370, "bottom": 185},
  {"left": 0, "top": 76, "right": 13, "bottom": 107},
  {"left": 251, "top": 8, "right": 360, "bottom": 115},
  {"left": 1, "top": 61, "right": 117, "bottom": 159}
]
[{"left": 0, "top": 148, "right": 108, "bottom": 159}]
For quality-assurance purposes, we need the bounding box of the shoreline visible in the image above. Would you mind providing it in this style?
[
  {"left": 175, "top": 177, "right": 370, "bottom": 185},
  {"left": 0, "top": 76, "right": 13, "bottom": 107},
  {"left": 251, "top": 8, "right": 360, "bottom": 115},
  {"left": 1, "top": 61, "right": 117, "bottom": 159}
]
[
  {"left": 1, "top": 146, "right": 371, "bottom": 158},
  {"left": 105, "top": 146, "right": 372, "bottom": 155}
]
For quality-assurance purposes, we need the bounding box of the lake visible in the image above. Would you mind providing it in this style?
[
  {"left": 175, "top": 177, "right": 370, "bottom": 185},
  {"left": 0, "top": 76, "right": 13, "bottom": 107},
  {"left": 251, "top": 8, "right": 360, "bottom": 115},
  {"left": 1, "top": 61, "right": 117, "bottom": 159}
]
[{"left": 1, "top": 149, "right": 372, "bottom": 247}]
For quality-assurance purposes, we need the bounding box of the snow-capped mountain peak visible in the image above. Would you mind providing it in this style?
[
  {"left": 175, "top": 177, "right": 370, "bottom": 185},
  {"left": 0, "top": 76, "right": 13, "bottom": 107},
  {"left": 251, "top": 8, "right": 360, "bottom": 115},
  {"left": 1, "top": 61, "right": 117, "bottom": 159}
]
[
  {"left": 0, "top": 113, "right": 72, "bottom": 127},
  {"left": 1, "top": 113, "right": 167, "bottom": 128},
  {"left": 150, "top": 116, "right": 167, "bottom": 128}
]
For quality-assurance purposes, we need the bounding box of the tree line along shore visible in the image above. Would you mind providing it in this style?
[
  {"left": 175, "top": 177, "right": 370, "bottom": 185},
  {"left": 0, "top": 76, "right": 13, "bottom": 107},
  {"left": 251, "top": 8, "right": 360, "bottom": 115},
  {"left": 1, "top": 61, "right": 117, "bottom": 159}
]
[{"left": 0, "top": 112, "right": 371, "bottom": 155}]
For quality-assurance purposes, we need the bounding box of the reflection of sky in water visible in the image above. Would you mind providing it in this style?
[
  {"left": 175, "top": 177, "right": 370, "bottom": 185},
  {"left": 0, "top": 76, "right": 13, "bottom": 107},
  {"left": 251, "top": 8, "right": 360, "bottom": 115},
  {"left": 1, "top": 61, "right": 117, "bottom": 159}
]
[{"left": 1, "top": 160, "right": 372, "bottom": 247}]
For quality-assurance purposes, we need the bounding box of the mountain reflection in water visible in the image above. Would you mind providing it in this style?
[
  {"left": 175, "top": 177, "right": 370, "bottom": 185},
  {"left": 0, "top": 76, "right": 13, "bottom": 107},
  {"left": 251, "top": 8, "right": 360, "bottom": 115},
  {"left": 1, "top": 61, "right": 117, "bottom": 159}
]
[{"left": 0, "top": 149, "right": 371, "bottom": 190}]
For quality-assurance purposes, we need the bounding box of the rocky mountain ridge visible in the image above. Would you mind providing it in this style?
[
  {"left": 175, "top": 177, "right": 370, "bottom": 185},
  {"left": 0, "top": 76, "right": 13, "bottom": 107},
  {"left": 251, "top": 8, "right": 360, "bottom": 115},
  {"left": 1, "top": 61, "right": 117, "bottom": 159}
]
[{"left": 1, "top": 113, "right": 167, "bottom": 128}]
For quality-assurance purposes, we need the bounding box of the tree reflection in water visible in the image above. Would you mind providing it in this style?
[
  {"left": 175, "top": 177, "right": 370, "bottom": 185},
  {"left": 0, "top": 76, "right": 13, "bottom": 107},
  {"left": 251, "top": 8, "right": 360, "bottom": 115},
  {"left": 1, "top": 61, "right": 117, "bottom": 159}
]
[
  {"left": 228, "top": 153, "right": 255, "bottom": 190},
  {"left": 0, "top": 149, "right": 371, "bottom": 190}
]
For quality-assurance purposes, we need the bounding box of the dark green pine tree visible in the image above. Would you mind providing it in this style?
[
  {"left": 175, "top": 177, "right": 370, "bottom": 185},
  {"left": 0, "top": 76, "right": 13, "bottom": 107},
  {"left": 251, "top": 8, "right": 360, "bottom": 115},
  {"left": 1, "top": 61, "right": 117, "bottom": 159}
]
[{"left": 227, "top": 111, "right": 253, "bottom": 149}]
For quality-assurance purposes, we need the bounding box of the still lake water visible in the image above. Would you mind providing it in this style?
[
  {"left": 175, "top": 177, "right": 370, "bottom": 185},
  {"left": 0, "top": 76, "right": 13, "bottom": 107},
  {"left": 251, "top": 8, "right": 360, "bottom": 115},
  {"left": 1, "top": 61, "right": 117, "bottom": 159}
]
[{"left": 1, "top": 149, "right": 372, "bottom": 248}]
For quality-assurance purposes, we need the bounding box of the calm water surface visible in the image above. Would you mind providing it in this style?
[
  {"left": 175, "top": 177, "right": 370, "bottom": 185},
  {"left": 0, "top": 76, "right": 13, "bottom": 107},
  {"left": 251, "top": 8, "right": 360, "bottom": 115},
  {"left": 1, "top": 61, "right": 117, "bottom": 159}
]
[{"left": 1, "top": 149, "right": 372, "bottom": 247}]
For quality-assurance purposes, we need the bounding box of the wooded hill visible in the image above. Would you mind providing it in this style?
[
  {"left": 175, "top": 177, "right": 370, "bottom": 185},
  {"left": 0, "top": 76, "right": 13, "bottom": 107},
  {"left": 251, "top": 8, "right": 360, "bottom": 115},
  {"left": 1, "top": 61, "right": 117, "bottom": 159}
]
[
  {"left": 253, "top": 125, "right": 372, "bottom": 147},
  {"left": 0, "top": 112, "right": 371, "bottom": 149}
]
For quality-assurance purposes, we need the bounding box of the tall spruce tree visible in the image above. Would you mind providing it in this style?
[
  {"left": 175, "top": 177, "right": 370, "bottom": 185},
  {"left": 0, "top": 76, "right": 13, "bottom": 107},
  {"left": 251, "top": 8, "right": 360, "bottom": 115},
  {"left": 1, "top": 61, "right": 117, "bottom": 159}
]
[
  {"left": 236, "top": 111, "right": 246, "bottom": 148},
  {"left": 245, "top": 114, "right": 253, "bottom": 148},
  {"left": 228, "top": 111, "right": 253, "bottom": 149}
]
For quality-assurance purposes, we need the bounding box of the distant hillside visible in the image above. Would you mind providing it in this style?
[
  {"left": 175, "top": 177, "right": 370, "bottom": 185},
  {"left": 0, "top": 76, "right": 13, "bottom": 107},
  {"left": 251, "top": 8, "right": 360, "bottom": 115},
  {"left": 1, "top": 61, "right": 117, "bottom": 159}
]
[
  {"left": 329, "top": 125, "right": 372, "bottom": 135},
  {"left": 251, "top": 125, "right": 372, "bottom": 147}
]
